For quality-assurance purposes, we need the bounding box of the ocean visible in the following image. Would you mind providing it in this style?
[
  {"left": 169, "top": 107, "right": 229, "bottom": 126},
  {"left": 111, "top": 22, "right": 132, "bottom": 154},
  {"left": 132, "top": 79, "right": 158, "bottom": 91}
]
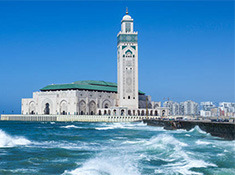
[{"left": 0, "top": 121, "right": 234, "bottom": 175}]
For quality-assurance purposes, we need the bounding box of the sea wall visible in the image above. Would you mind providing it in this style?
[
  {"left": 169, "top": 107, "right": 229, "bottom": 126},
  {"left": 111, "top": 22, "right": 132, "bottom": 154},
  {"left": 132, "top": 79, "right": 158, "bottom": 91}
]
[
  {"left": 143, "top": 119, "right": 235, "bottom": 140},
  {"left": 0, "top": 114, "right": 151, "bottom": 123}
]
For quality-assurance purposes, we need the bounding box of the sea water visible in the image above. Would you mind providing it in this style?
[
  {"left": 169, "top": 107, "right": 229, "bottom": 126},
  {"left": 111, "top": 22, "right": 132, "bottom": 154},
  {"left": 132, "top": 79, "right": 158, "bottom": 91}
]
[{"left": 0, "top": 121, "right": 234, "bottom": 175}]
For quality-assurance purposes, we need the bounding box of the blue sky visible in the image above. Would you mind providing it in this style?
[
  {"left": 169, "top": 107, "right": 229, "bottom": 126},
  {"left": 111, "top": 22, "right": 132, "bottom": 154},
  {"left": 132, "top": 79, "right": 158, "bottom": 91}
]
[{"left": 0, "top": 1, "right": 234, "bottom": 114}]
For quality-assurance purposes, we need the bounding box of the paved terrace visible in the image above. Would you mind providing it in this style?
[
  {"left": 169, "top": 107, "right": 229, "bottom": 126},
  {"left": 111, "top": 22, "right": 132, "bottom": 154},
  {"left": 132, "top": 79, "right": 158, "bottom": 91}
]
[{"left": 0, "top": 114, "right": 156, "bottom": 122}]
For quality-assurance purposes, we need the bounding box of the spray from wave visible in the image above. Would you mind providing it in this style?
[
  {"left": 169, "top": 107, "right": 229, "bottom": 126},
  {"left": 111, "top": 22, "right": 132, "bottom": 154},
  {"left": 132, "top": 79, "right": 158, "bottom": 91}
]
[
  {"left": 0, "top": 129, "right": 31, "bottom": 148},
  {"left": 142, "top": 134, "right": 216, "bottom": 174},
  {"left": 188, "top": 125, "right": 207, "bottom": 134},
  {"left": 63, "top": 155, "right": 141, "bottom": 175}
]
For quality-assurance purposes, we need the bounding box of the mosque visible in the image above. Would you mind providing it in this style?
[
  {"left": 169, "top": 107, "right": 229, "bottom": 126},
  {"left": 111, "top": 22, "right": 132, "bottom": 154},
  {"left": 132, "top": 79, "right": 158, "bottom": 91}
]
[{"left": 21, "top": 10, "right": 168, "bottom": 117}]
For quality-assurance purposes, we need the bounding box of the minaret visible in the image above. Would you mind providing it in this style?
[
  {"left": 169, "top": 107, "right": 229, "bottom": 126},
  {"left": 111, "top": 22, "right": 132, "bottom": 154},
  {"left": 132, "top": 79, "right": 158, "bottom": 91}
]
[{"left": 117, "top": 9, "right": 138, "bottom": 109}]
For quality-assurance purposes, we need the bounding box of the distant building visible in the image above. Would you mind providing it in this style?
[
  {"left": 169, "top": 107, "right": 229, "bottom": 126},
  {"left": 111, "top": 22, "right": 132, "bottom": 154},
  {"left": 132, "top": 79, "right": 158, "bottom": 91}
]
[
  {"left": 163, "top": 101, "right": 179, "bottom": 115},
  {"left": 200, "top": 101, "right": 216, "bottom": 111},
  {"left": 219, "top": 102, "right": 235, "bottom": 117},
  {"left": 210, "top": 107, "right": 219, "bottom": 117},
  {"left": 200, "top": 101, "right": 216, "bottom": 117},
  {"left": 200, "top": 110, "right": 211, "bottom": 117},
  {"left": 180, "top": 100, "right": 199, "bottom": 116}
]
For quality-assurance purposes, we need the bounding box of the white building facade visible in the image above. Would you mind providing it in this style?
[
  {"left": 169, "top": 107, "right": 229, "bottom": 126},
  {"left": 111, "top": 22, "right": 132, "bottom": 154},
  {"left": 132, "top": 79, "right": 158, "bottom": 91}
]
[
  {"left": 180, "top": 100, "right": 199, "bottom": 116},
  {"left": 163, "top": 101, "right": 180, "bottom": 116}
]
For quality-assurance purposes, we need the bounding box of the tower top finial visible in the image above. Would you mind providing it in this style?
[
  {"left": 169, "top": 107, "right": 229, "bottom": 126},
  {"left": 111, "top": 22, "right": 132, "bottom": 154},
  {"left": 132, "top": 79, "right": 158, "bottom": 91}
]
[{"left": 126, "top": 7, "right": 128, "bottom": 14}]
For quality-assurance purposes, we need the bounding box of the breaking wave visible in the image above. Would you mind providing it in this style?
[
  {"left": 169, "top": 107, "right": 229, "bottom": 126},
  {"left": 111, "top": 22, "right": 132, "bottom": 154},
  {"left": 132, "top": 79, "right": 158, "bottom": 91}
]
[
  {"left": 95, "top": 122, "right": 165, "bottom": 131},
  {"left": 188, "top": 125, "right": 209, "bottom": 135},
  {"left": 0, "top": 129, "right": 31, "bottom": 148},
  {"left": 143, "top": 134, "right": 216, "bottom": 174},
  {"left": 60, "top": 125, "right": 81, "bottom": 129},
  {"left": 63, "top": 155, "right": 141, "bottom": 175}
]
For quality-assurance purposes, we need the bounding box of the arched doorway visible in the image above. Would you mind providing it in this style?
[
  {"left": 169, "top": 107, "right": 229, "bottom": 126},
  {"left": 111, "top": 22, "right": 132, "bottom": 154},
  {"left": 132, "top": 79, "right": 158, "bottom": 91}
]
[
  {"left": 99, "top": 110, "right": 102, "bottom": 115},
  {"left": 104, "top": 110, "right": 107, "bottom": 115},
  {"left": 128, "top": 110, "right": 131, "bottom": 116},
  {"left": 44, "top": 103, "right": 50, "bottom": 115},
  {"left": 79, "top": 100, "right": 86, "bottom": 115},
  {"left": 60, "top": 100, "right": 68, "bottom": 115},
  {"left": 29, "top": 101, "right": 36, "bottom": 115},
  {"left": 102, "top": 100, "right": 111, "bottom": 109},
  {"left": 150, "top": 111, "right": 153, "bottom": 116},
  {"left": 89, "top": 101, "right": 96, "bottom": 115},
  {"left": 162, "top": 110, "right": 165, "bottom": 116}
]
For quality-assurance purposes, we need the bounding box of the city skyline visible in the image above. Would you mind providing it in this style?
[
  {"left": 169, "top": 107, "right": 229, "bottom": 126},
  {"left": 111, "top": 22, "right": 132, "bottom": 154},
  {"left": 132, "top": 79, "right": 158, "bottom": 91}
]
[{"left": 0, "top": 1, "right": 234, "bottom": 114}]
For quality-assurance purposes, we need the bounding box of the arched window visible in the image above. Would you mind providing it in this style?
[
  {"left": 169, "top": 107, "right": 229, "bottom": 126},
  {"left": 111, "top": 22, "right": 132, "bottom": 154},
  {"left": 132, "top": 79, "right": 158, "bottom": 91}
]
[
  {"left": 121, "top": 109, "right": 125, "bottom": 116},
  {"left": 162, "top": 110, "right": 165, "bottom": 116},
  {"left": 141, "top": 110, "right": 145, "bottom": 116},
  {"left": 155, "top": 110, "right": 158, "bottom": 116}
]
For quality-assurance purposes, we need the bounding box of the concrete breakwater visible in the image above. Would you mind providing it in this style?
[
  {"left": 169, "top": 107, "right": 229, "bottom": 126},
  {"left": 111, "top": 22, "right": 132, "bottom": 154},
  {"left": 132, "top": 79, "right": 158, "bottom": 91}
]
[{"left": 143, "top": 119, "right": 235, "bottom": 140}]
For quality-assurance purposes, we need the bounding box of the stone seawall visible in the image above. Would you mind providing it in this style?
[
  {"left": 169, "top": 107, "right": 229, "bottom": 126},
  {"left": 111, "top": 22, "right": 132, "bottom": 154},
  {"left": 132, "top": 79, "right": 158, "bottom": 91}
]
[
  {"left": 0, "top": 114, "right": 151, "bottom": 123},
  {"left": 143, "top": 119, "right": 235, "bottom": 140}
]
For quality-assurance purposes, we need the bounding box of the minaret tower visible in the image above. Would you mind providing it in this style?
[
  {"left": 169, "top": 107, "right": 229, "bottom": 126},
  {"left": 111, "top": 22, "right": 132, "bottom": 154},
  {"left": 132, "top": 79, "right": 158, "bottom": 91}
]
[{"left": 117, "top": 9, "right": 138, "bottom": 109}]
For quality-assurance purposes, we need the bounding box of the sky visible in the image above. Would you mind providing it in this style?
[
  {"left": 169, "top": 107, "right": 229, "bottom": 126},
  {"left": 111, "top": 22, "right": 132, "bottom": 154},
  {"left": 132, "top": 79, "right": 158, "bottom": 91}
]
[{"left": 0, "top": 1, "right": 234, "bottom": 114}]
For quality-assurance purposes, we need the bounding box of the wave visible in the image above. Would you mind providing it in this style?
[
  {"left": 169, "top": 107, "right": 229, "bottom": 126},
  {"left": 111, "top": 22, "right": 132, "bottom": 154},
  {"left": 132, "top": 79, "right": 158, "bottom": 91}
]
[
  {"left": 60, "top": 125, "right": 81, "bottom": 129},
  {"left": 196, "top": 140, "right": 212, "bottom": 145},
  {"left": 63, "top": 156, "right": 141, "bottom": 175},
  {"left": 95, "top": 122, "right": 165, "bottom": 132},
  {"left": 142, "top": 134, "right": 216, "bottom": 174},
  {"left": 144, "top": 134, "right": 188, "bottom": 149},
  {"left": 0, "top": 129, "right": 31, "bottom": 148},
  {"left": 188, "top": 125, "right": 209, "bottom": 135}
]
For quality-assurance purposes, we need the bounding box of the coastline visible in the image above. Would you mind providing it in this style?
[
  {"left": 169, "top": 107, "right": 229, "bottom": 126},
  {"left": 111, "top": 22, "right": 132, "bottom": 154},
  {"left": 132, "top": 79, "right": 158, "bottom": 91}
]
[{"left": 143, "top": 119, "right": 235, "bottom": 140}]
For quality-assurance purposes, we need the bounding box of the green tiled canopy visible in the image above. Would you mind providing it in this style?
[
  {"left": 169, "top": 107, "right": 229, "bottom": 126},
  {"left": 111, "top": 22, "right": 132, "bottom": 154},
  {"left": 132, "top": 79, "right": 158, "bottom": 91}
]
[{"left": 40, "top": 80, "right": 145, "bottom": 95}]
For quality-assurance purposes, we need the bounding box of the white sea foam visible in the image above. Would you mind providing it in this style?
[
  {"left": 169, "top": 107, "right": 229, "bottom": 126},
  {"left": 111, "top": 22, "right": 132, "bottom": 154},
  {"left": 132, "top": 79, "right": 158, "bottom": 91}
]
[
  {"left": 60, "top": 125, "right": 81, "bottom": 129},
  {"left": 196, "top": 140, "right": 212, "bottom": 145},
  {"left": 142, "top": 134, "right": 217, "bottom": 174},
  {"left": 95, "top": 123, "right": 125, "bottom": 130},
  {"left": 189, "top": 125, "right": 209, "bottom": 135},
  {"left": 0, "top": 129, "right": 31, "bottom": 148},
  {"left": 95, "top": 122, "right": 165, "bottom": 132},
  {"left": 63, "top": 156, "right": 141, "bottom": 175},
  {"left": 9, "top": 168, "right": 38, "bottom": 173},
  {"left": 144, "top": 134, "right": 188, "bottom": 149}
]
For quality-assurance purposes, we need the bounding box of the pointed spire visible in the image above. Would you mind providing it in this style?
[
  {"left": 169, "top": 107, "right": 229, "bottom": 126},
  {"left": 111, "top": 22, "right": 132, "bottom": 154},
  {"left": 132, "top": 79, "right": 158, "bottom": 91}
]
[{"left": 126, "top": 7, "right": 128, "bottom": 14}]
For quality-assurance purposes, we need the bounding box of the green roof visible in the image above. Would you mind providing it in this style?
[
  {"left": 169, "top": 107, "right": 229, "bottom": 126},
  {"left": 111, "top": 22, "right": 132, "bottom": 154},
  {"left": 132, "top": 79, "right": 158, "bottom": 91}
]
[{"left": 40, "top": 80, "right": 145, "bottom": 95}]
